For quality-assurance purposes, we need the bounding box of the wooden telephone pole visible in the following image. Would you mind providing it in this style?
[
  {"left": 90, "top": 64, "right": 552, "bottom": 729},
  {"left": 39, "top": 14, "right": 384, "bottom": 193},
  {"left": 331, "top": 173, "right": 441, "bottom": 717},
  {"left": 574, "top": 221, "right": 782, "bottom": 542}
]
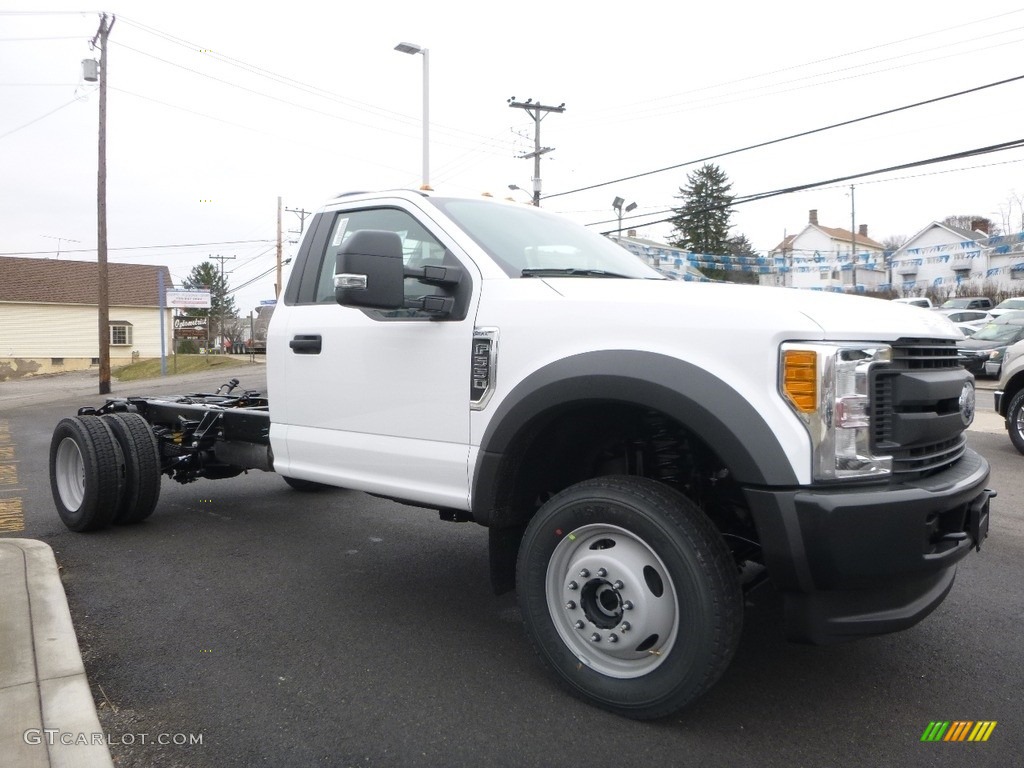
[
  {"left": 91, "top": 13, "right": 115, "bottom": 394},
  {"left": 507, "top": 98, "right": 565, "bottom": 206}
]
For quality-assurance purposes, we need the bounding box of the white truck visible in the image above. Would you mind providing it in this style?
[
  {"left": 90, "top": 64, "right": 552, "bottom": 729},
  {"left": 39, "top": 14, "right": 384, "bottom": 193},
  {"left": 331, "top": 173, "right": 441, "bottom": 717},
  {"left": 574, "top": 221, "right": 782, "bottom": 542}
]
[{"left": 49, "top": 189, "right": 994, "bottom": 719}]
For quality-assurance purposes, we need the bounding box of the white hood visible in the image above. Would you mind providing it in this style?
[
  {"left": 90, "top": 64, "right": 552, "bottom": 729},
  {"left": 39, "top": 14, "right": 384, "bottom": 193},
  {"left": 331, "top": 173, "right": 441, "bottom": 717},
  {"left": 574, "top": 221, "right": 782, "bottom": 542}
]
[{"left": 539, "top": 278, "right": 961, "bottom": 342}]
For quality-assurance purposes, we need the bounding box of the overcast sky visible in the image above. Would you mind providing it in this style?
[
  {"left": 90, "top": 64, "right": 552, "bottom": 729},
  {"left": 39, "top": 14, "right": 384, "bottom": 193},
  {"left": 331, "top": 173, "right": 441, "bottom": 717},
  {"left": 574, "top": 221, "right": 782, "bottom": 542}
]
[{"left": 3, "top": 1, "right": 1024, "bottom": 312}]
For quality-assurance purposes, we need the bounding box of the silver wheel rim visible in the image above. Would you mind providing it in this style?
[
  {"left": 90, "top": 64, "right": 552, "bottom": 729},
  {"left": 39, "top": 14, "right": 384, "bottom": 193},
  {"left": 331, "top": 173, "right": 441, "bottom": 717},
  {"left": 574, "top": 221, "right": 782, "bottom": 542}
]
[
  {"left": 54, "top": 437, "right": 86, "bottom": 511},
  {"left": 1015, "top": 404, "right": 1024, "bottom": 441},
  {"left": 545, "top": 523, "right": 679, "bottom": 678}
]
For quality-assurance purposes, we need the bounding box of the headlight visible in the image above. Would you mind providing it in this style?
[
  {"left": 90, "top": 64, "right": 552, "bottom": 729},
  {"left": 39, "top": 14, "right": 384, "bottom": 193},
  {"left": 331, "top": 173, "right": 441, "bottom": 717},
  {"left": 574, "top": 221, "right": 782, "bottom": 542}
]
[{"left": 781, "top": 343, "right": 893, "bottom": 481}]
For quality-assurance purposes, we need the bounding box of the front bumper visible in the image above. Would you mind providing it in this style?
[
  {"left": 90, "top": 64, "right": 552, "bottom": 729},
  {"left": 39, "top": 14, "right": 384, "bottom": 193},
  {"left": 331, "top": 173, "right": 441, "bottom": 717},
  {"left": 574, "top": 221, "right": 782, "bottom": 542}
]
[{"left": 746, "top": 448, "right": 992, "bottom": 644}]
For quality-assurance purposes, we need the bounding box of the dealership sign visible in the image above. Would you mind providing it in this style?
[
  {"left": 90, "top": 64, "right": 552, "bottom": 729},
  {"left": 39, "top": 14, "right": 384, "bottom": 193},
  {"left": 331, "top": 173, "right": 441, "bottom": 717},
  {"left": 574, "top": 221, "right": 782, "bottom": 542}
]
[
  {"left": 166, "top": 289, "right": 212, "bottom": 308},
  {"left": 173, "top": 316, "right": 208, "bottom": 338}
]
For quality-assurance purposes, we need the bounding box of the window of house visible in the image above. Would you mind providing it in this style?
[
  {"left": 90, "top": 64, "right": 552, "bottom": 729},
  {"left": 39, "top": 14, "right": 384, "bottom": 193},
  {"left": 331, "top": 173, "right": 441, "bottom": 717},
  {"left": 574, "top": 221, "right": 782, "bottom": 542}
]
[{"left": 109, "top": 322, "right": 133, "bottom": 346}]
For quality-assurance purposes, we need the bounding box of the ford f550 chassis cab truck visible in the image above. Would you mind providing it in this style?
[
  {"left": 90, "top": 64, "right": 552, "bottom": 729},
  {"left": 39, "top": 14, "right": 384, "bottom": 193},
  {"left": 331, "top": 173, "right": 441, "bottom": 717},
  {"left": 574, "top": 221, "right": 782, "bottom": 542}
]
[{"left": 50, "top": 189, "right": 993, "bottom": 719}]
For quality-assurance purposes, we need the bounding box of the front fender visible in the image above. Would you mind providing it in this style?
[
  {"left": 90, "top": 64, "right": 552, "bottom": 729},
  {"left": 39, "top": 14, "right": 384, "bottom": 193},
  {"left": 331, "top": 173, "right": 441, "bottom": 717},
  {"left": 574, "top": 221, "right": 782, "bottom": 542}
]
[{"left": 471, "top": 350, "right": 799, "bottom": 525}]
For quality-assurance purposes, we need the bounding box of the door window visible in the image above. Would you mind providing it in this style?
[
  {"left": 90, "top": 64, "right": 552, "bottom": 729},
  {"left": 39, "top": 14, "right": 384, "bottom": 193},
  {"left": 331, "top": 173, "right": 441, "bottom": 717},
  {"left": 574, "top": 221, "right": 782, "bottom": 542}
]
[{"left": 313, "top": 208, "right": 448, "bottom": 312}]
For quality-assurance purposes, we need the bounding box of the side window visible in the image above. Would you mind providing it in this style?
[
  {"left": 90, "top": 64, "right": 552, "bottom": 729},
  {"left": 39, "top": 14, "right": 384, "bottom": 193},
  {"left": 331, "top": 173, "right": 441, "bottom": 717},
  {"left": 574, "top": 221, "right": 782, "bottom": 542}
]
[{"left": 314, "top": 207, "right": 448, "bottom": 308}]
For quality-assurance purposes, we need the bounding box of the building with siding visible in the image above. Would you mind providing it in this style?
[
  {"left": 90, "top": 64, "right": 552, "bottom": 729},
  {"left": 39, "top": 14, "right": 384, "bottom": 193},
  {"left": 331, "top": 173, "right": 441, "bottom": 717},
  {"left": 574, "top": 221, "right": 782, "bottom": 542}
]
[
  {"left": 0, "top": 257, "right": 173, "bottom": 380},
  {"left": 762, "top": 209, "right": 886, "bottom": 291}
]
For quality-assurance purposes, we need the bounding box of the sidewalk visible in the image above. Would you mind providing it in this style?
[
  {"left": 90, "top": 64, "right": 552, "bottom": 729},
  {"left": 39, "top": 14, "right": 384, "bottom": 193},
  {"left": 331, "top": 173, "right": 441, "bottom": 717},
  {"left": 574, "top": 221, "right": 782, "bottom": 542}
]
[{"left": 0, "top": 539, "right": 113, "bottom": 767}]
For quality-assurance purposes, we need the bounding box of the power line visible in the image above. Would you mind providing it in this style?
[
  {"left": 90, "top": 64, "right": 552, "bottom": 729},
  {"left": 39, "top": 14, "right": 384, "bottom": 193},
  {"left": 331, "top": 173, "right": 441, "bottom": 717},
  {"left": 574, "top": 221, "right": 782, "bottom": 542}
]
[
  {"left": 0, "top": 239, "right": 272, "bottom": 257},
  {"left": 591, "top": 137, "right": 1024, "bottom": 234},
  {"left": 547, "top": 73, "right": 1024, "bottom": 201}
]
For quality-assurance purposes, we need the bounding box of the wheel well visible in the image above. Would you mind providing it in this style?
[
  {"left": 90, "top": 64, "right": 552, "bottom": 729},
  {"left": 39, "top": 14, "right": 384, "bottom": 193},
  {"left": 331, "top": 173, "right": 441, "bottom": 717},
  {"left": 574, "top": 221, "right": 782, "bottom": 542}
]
[
  {"left": 487, "top": 402, "right": 759, "bottom": 563},
  {"left": 1001, "top": 369, "right": 1024, "bottom": 415}
]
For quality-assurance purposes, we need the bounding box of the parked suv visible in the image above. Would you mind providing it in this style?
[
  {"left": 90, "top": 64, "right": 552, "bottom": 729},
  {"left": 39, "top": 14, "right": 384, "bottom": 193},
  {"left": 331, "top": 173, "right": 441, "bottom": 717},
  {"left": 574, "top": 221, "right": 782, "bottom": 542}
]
[
  {"left": 994, "top": 337, "right": 1024, "bottom": 453},
  {"left": 941, "top": 296, "right": 994, "bottom": 310}
]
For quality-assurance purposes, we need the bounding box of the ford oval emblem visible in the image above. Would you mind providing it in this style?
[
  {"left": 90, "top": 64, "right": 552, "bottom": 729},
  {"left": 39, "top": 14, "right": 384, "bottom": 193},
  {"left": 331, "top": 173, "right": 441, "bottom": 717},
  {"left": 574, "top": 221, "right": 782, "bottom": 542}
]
[{"left": 959, "top": 381, "right": 976, "bottom": 427}]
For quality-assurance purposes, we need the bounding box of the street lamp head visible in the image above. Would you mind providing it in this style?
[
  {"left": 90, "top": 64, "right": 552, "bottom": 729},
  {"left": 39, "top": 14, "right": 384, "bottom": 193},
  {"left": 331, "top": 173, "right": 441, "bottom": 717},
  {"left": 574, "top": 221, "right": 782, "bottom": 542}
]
[
  {"left": 395, "top": 42, "right": 424, "bottom": 55},
  {"left": 625, "top": 202, "right": 638, "bottom": 213},
  {"left": 612, "top": 196, "right": 625, "bottom": 212}
]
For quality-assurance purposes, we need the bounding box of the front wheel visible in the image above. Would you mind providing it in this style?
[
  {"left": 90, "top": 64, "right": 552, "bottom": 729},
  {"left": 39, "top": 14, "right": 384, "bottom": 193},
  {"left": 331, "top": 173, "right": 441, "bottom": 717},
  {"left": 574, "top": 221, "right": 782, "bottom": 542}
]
[
  {"left": 516, "top": 476, "right": 742, "bottom": 720},
  {"left": 1006, "top": 389, "right": 1024, "bottom": 455}
]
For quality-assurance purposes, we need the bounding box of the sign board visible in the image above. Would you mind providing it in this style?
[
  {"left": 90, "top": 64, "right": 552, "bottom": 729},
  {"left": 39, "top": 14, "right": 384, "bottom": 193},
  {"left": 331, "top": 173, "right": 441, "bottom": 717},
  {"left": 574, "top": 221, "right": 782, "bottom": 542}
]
[
  {"left": 173, "top": 316, "right": 208, "bottom": 339},
  {"left": 166, "top": 289, "right": 212, "bottom": 309},
  {"left": 259, "top": 299, "right": 277, "bottom": 306}
]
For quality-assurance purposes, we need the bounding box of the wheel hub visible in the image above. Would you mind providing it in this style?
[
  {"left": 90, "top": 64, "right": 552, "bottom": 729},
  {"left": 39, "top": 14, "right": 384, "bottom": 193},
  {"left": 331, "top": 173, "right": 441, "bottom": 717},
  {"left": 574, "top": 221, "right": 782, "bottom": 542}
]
[{"left": 546, "top": 524, "right": 679, "bottom": 678}]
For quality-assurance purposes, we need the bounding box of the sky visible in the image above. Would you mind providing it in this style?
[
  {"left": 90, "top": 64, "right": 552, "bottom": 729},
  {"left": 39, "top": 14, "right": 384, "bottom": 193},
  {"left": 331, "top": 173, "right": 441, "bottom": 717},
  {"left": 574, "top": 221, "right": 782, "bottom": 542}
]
[{"left": 3, "top": 1, "right": 1024, "bottom": 313}]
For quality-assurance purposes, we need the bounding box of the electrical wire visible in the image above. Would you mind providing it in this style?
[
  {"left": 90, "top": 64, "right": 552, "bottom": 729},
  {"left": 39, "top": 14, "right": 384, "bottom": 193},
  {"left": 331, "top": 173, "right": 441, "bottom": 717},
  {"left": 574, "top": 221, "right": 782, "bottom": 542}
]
[
  {"left": 547, "top": 73, "right": 1024, "bottom": 202},
  {"left": 591, "top": 138, "right": 1024, "bottom": 234}
]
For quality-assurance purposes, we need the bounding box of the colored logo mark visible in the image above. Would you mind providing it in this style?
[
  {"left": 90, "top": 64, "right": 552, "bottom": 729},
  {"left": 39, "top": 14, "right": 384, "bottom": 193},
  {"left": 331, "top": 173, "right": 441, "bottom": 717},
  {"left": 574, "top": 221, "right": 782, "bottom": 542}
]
[{"left": 921, "top": 721, "right": 997, "bottom": 742}]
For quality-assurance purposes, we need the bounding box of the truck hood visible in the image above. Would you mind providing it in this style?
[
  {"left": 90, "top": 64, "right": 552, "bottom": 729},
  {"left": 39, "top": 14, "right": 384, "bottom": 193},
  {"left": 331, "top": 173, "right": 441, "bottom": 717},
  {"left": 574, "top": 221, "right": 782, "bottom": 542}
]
[{"left": 539, "top": 278, "right": 962, "bottom": 341}]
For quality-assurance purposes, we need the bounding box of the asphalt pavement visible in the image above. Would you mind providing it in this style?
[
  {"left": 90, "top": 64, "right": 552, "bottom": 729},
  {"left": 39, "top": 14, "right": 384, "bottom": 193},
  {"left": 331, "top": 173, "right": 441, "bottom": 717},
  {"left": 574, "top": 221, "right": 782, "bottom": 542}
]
[
  {"left": 0, "top": 362, "right": 1010, "bottom": 766},
  {"left": 0, "top": 362, "right": 264, "bottom": 767}
]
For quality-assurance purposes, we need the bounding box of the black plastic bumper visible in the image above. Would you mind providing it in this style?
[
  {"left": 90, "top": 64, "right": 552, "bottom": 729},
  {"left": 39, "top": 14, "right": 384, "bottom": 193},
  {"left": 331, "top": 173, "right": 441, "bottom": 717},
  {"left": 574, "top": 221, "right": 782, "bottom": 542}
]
[{"left": 745, "top": 448, "right": 992, "bottom": 644}]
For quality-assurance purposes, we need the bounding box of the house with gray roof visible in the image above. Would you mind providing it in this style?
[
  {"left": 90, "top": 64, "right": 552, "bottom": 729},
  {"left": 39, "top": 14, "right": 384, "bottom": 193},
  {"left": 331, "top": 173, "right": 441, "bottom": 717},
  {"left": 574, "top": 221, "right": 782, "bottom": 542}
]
[
  {"left": 890, "top": 220, "right": 1024, "bottom": 297},
  {"left": 0, "top": 257, "right": 173, "bottom": 380}
]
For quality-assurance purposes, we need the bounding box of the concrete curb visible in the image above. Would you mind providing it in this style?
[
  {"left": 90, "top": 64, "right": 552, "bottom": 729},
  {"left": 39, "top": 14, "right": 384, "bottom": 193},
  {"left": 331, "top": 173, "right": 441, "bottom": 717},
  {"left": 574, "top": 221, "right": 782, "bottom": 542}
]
[{"left": 0, "top": 539, "right": 113, "bottom": 768}]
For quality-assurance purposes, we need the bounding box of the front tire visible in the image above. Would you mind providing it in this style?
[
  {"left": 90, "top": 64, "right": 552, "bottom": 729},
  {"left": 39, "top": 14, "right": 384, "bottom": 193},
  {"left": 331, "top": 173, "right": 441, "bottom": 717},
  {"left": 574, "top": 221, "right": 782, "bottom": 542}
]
[
  {"left": 1006, "top": 390, "right": 1024, "bottom": 455},
  {"left": 516, "top": 476, "right": 742, "bottom": 720},
  {"left": 49, "top": 416, "right": 125, "bottom": 532}
]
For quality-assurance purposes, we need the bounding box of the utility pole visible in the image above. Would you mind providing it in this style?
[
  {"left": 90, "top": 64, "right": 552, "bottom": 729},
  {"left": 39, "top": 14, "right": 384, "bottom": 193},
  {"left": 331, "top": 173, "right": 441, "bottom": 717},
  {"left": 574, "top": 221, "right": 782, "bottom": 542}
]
[
  {"left": 276, "top": 197, "right": 283, "bottom": 299},
  {"left": 91, "top": 13, "right": 115, "bottom": 394},
  {"left": 850, "top": 184, "right": 857, "bottom": 292},
  {"left": 211, "top": 254, "right": 236, "bottom": 351},
  {"left": 286, "top": 206, "right": 312, "bottom": 237},
  {"left": 507, "top": 98, "right": 565, "bottom": 206}
]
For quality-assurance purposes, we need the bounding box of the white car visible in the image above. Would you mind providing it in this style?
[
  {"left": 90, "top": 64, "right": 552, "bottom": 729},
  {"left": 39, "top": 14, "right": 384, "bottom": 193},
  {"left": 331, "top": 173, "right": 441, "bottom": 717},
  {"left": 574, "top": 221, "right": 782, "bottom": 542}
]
[
  {"left": 989, "top": 297, "right": 1024, "bottom": 318},
  {"left": 935, "top": 308, "right": 993, "bottom": 337},
  {"left": 891, "top": 297, "right": 933, "bottom": 309}
]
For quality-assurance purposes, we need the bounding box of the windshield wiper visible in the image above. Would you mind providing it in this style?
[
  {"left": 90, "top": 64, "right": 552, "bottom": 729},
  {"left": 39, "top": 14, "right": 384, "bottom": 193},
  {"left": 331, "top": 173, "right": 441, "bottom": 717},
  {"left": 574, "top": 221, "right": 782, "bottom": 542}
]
[{"left": 521, "top": 268, "right": 633, "bottom": 278}]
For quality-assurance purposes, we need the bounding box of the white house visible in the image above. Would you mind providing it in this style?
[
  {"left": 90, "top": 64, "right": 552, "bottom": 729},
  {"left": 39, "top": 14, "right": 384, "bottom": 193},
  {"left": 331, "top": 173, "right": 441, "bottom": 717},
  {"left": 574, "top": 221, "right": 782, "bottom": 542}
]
[
  {"left": 761, "top": 209, "right": 886, "bottom": 292},
  {"left": 0, "top": 257, "right": 174, "bottom": 381},
  {"left": 891, "top": 220, "right": 1024, "bottom": 297}
]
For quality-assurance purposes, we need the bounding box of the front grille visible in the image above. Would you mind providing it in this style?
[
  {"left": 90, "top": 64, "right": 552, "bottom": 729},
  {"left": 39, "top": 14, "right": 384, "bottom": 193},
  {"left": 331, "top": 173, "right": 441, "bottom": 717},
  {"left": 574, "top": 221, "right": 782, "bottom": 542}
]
[{"left": 872, "top": 338, "right": 968, "bottom": 476}]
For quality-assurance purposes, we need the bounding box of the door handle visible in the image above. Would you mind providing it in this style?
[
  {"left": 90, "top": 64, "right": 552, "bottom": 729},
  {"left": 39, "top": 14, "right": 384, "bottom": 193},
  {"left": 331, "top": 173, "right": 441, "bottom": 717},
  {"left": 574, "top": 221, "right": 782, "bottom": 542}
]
[{"left": 289, "top": 334, "right": 322, "bottom": 354}]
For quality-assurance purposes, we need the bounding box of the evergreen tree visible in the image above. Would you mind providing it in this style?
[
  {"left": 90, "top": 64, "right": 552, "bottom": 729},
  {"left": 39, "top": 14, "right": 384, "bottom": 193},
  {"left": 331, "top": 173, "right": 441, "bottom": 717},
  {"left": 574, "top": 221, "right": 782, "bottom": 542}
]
[
  {"left": 669, "top": 163, "right": 735, "bottom": 255},
  {"left": 181, "top": 259, "right": 238, "bottom": 346}
]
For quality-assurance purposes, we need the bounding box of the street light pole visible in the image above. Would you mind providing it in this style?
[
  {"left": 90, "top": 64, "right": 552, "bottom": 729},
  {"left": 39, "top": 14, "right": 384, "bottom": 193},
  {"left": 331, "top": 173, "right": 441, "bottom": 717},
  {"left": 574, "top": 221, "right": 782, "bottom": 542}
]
[
  {"left": 612, "top": 197, "right": 638, "bottom": 237},
  {"left": 394, "top": 42, "right": 429, "bottom": 188}
]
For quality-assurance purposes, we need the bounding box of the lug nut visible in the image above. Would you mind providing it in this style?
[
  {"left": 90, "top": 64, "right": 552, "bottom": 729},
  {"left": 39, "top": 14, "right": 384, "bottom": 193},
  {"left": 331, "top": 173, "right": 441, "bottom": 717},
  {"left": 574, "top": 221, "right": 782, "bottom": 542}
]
[
  {"left": 565, "top": 601, "right": 577, "bottom": 610},
  {"left": 590, "top": 633, "right": 601, "bottom": 643},
  {"left": 579, "top": 568, "right": 590, "bottom": 578},
  {"left": 620, "top": 621, "right": 631, "bottom": 632},
  {"left": 567, "top": 581, "right": 578, "bottom": 591},
  {"left": 574, "top": 620, "right": 585, "bottom": 629},
  {"left": 613, "top": 580, "right": 624, "bottom": 590},
  {"left": 608, "top": 634, "right": 619, "bottom": 643},
  {"left": 623, "top": 601, "right": 634, "bottom": 611},
  {"left": 597, "top": 567, "right": 607, "bottom": 577}
]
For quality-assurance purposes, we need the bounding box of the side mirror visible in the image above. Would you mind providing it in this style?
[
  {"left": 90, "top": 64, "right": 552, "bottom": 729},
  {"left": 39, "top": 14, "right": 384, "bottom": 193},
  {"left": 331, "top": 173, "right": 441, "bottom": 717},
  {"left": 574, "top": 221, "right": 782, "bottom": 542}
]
[
  {"left": 334, "top": 229, "right": 462, "bottom": 316},
  {"left": 334, "top": 230, "right": 406, "bottom": 310}
]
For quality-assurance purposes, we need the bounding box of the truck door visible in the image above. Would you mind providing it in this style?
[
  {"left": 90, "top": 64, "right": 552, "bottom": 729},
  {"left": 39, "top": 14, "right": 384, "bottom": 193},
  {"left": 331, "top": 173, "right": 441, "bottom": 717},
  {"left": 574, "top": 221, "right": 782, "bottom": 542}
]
[{"left": 270, "top": 204, "right": 478, "bottom": 511}]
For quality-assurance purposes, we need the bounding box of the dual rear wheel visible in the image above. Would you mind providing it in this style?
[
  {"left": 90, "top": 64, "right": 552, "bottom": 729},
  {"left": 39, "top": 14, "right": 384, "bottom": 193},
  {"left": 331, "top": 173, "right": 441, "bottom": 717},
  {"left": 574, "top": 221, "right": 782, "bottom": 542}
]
[{"left": 50, "top": 413, "right": 162, "bottom": 531}]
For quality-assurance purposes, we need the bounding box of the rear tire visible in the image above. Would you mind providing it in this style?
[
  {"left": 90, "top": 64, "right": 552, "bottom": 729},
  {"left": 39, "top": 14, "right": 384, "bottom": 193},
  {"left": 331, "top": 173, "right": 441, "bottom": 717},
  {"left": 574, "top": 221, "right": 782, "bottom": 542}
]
[
  {"left": 49, "top": 416, "right": 125, "bottom": 532},
  {"left": 103, "top": 413, "right": 162, "bottom": 524},
  {"left": 1007, "top": 390, "right": 1024, "bottom": 455},
  {"left": 516, "top": 475, "right": 742, "bottom": 720}
]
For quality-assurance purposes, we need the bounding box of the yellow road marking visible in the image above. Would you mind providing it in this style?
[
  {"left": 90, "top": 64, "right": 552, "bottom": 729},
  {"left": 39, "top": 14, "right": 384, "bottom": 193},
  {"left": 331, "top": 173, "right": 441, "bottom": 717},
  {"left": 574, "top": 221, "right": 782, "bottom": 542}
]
[{"left": 0, "top": 498, "right": 24, "bottom": 533}]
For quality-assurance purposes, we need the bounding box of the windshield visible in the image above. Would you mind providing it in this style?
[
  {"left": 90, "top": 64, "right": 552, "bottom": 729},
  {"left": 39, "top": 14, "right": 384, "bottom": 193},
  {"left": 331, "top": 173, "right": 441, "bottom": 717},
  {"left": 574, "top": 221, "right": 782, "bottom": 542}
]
[
  {"left": 995, "top": 298, "right": 1024, "bottom": 310},
  {"left": 430, "top": 198, "right": 663, "bottom": 279},
  {"left": 971, "top": 322, "right": 1023, "bottom": 342},
  {"left": 942, "top": 298, "right": 977, "bottom": 308}
]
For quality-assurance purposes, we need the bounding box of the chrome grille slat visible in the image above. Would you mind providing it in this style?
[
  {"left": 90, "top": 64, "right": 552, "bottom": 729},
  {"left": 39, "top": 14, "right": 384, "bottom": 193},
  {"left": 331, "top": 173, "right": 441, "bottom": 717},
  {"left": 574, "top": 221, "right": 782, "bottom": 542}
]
[{"left": 872, "top": 338, "right": 966, "bottom": 476}]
